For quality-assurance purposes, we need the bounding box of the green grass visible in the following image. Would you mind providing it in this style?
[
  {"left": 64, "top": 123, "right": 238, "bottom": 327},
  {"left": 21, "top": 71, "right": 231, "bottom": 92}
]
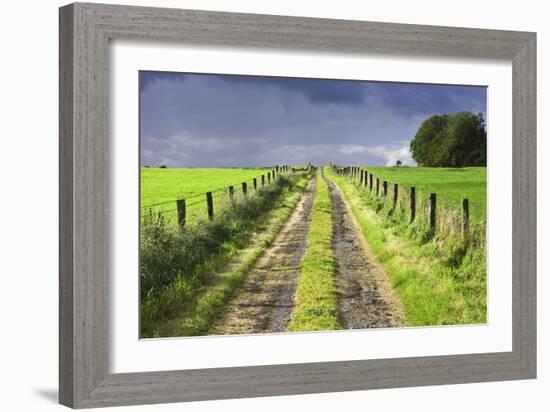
[
  {"left": 140, "top": 172, "right": 313, "bottom": 337},
  {"left": 141, "top": 167, "right": 268, "bottom": 205},
  {"left": 141, "top": 167, "right": 272, "bottom": 224},
  {"left": 326, "top": 167, "right": 486, "bottom": 326},
  {"left": 288, "top": 169, "right": 340, "bottom": 332},
  {"left": 364, "top": 166, "right": 486, "bottom": 221}
]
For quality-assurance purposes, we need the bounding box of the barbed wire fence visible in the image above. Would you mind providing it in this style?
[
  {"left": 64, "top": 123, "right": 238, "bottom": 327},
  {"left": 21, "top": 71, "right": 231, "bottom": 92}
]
[
  {"left": 141, "top": 165, "right": 312, "bottom": 229},
  {"left": 330, "top": 164, "right": 485, "bottom": 245}
]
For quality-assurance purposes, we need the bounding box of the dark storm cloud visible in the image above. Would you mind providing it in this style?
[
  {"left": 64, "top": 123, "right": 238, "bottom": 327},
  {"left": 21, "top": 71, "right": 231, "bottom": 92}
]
[
  {"left": 218, "top": 75, "right": 365, "bottom": 105},
  {"left": 139, "top": 71, "right": 188, "bottom": 93},
  {"left": 139, "top": 72, "right": 487, "bottom": 168},
  {"left": 362, "top": 82, "right": 486, "bottom": 117}
]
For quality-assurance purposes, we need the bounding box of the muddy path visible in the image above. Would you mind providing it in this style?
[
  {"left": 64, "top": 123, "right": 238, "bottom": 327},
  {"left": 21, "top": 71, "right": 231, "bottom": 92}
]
[
  {"left": 325, "top": 175, "right": 405, "bottom": 329},
  {"left": 208, "top": 175, "right": 317, "bottom": 335}
]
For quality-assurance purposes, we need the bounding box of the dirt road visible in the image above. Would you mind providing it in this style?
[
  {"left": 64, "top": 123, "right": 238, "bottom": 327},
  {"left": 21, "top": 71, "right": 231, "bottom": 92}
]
[
  {"left": 209, "top": 171, "right": 404, "bottom": 335},
  {"left": 326, "top": 176, "right": 405, "bottom": 329},
  {"left": 208, "top": 176, "right": 317, "bottom": 335}
]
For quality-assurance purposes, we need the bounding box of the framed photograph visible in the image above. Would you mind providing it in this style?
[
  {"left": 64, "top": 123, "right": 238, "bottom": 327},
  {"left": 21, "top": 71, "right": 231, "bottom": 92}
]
[{"left": 59, "top": 2, "right": 536, "bottom": 408}]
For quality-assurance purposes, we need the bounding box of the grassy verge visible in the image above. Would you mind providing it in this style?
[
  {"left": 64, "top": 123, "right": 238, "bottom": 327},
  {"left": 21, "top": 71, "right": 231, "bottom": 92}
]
[
  {"left": 325, "top": 167, "right": 486, "bottom": 326},
  {"left": 141, "top": 172, "right": 312, "bottom": 337},
  {"left": 288, "top": 169, "right": 340, "bottom": 332}
]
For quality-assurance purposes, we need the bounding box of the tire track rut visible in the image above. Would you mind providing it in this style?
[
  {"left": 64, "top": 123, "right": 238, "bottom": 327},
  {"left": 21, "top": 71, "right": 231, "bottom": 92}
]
[
  {"left": 326, "top": 176, "right": 405, "bottom": 329},
  {"left": 208, "top": 176, "right": 317, "bottom": 335}
]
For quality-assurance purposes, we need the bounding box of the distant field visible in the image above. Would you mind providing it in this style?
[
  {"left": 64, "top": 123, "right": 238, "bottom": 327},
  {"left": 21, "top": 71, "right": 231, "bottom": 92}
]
[
  {"left": 365, "top": 166, "right": 486, "bottom": 221},
  {"left": 141, "top": 167, "right": 269, "bottom": 223}
]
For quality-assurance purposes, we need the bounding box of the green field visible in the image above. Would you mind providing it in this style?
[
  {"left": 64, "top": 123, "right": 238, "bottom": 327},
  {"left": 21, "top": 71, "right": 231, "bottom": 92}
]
[
  {"left": 365, "top": 166, "right": 486, "bottom": 221},
  {"left": 140, "top": 164, "right": 487, "bottom": 335},
  {"left": 141, "top": 167, "right": 271, "bottom": 223}
]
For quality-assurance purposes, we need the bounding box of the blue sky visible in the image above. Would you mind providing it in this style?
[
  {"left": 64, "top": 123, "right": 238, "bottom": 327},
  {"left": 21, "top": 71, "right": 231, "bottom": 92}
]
[{"left": 140, "top": 71, "right": 486, "bottom": 167}]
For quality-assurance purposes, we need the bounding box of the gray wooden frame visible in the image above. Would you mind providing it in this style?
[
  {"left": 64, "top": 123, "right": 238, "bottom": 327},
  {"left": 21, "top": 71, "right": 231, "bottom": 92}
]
[{"left": 59, "top": 2, "right": 536, "bottom": 408}]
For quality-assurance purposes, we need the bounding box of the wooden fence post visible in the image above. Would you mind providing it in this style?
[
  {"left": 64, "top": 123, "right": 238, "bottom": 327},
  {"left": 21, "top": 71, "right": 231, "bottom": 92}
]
[
  {"left": 369, "top": 174, "right": 373, "bottom": 191},
  {"left": 360, "top": 169, "right": 364, "bottom": 185},
  {"left": 176, "top": 199, "right": 186, "bottom": 228},
  {"left": 268, "top": 172, "right": 271, "bottom": 184},
  {"left": 261, "top": 175, "right": 265, "bottom": 187},
  {"left": 242, "top": 182, "right": 247, "bottom": 196},
  {"left": 228, "top": 185, "right": 234, "bottom": 201},
  {"left": 393, "top": 183, "right": 398, "bottom": 208},
  {"left": 206, "top": 192, "right": 214, "bottom": 221},
  {"left": 253, "top": 178, "right": 257, "bottom": 190},
  {"left": 462, "top": 198, "right": 470, "bottom": 241},
  {"left": 364, "top": 171, "right": 368, "bottom": 189},
  {"left": 429, "top": 193, "right": 437, "bottom": 231},
  {"left": 383, "top": 181, "right": 388, "bottom": 197},
  {"left": 410, "top": 187, "right": 416, "bottom": 222},
  {"left": 376, "top": 178, "right": 380, "bottom": 196}
]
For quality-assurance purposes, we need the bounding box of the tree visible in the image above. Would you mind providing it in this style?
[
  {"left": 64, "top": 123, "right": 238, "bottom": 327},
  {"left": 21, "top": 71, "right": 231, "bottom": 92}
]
[
  {"left": 410, "top": 112, "right": 486, "bottom": 167},
  {"left": 396, "top": 160, "right": 402, "bottom": 167}
]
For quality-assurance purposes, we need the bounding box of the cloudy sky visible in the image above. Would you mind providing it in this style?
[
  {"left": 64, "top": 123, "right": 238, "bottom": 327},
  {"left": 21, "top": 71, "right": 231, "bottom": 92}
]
[{"left": 140, "top": 71, "right": 486, "bottom": 168}]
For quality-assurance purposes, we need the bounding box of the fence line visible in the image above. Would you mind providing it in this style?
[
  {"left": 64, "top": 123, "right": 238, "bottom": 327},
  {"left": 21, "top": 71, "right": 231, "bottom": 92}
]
[
  {"left": 331, "top": 164, "right": 477, "bottom": 242},
  {"left": 142, "top": 164, "right": 313, "bottom": 229},
  {"left": 142, "top": 171, "right": 266, "bottom": 209}
]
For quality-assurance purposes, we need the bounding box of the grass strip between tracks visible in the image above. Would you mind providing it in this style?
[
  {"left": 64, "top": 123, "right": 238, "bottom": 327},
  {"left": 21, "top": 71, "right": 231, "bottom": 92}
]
[{"left": 289, "top": 169, "right": 340, "bottom": 332}]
